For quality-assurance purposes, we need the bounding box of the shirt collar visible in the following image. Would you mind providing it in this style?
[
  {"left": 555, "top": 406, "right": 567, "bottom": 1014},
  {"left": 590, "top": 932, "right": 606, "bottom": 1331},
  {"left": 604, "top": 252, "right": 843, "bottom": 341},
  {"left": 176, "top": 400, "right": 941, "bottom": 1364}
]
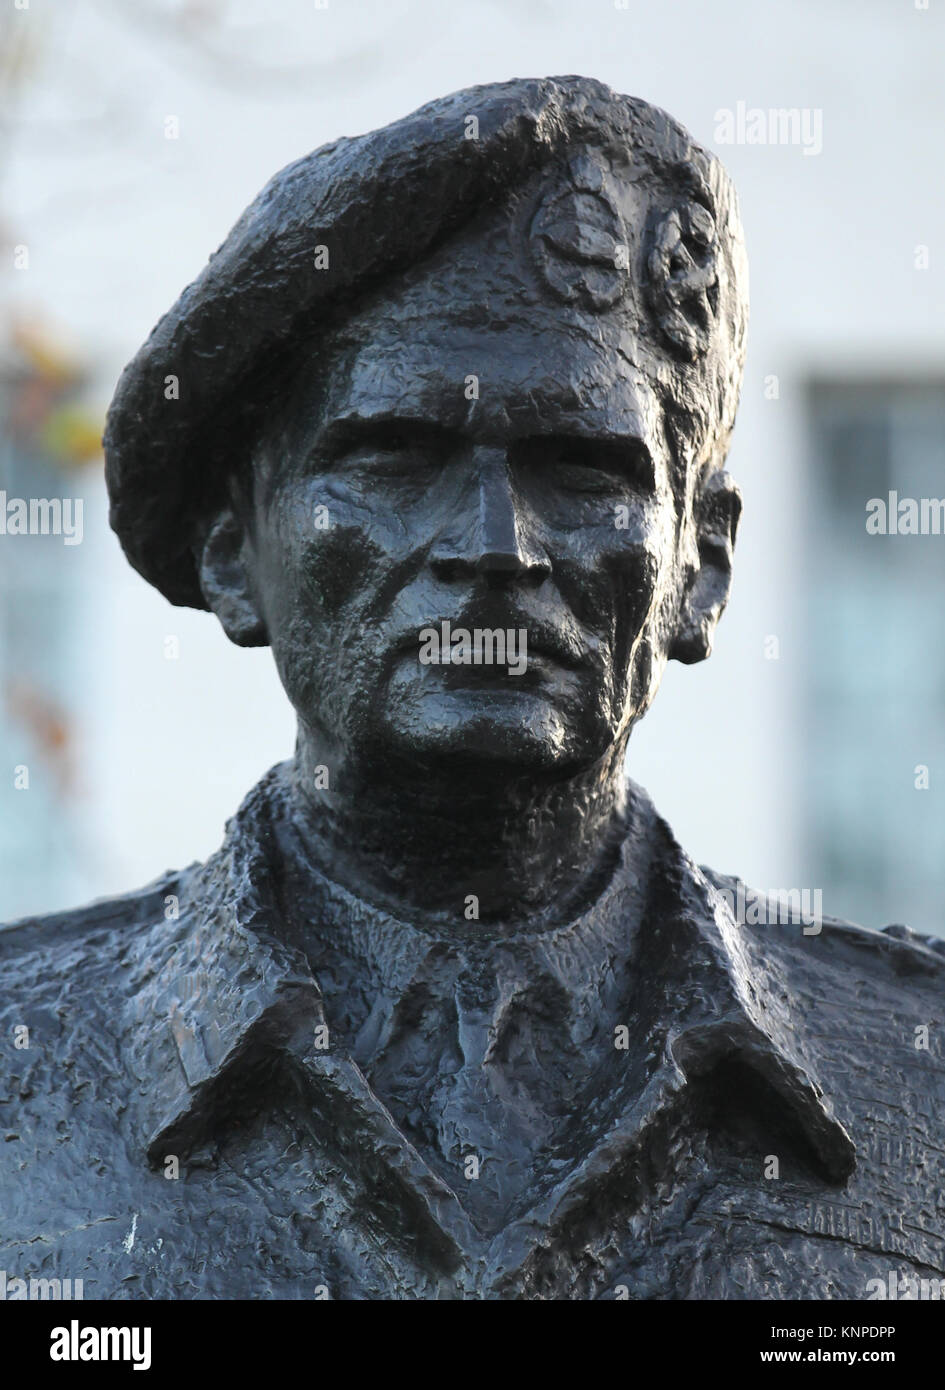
[{"left": 126, "top": 763, "right": 854, "bottom": 1273}]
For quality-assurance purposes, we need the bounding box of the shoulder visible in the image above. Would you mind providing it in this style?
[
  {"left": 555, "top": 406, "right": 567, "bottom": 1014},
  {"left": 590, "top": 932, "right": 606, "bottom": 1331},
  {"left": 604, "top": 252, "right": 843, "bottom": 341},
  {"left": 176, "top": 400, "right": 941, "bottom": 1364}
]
[
  {"left": 0, "top": 867, "right": 198, "bottom": 996},
  {"left": 700, "top": 864, "right": 945, "bottom": 987},
  {"left": 0, "top": 762, "right": 290, "bottom": 990}
]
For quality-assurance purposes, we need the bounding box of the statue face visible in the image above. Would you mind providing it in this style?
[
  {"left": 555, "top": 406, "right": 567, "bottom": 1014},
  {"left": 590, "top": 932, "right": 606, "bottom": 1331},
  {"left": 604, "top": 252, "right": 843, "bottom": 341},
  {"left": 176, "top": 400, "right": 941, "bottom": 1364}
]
[{"left": 234, "top": 299, "right": 696, "bottom": 781}]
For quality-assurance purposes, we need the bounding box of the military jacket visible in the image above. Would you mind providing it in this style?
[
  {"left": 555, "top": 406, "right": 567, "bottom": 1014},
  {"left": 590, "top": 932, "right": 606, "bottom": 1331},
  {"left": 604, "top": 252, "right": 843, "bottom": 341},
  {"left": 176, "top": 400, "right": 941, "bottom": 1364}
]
[{"left": 2, "top": 764, "right": 944, "bottom": 1300}]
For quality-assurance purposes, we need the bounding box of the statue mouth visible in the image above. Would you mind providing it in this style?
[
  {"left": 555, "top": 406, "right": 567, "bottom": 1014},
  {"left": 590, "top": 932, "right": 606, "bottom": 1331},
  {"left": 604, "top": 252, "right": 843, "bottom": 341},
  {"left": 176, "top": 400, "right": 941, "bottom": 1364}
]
[{"left": 394, "top": 616, "right": 592, "bottom": 677}]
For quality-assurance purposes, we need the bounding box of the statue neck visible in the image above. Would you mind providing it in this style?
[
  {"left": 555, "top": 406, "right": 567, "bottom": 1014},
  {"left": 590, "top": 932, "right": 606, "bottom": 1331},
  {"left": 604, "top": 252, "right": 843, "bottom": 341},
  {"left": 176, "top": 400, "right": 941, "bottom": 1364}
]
[{"left": 285, "top": 735, "right": 631, "bottom": 931}]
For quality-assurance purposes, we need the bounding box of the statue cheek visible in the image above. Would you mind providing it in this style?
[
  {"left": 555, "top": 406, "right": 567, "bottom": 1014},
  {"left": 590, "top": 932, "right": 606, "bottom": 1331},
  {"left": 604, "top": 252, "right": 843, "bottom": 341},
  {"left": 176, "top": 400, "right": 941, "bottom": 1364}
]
[
  {"left": 610, "top": 509, "right": 676, "bottom": 605},
  {"left": 573, "top": 527, "right": 666, "bottom": 633},
  {"left": 271, "top": 491, "right": 394, "bottom": 619},
  {"left": 300, "top": 527, "right": 383, "bottom": 618}
]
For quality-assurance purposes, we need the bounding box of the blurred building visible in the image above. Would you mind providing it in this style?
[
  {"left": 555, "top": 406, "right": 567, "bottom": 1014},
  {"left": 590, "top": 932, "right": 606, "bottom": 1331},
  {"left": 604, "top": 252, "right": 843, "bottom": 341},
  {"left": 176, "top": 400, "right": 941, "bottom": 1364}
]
[
  {"left": 0, "top": 322, "right": 103, "bottom": 918},
  {"left": 806, "top": 380, "right": 945, "bottom": 931}
]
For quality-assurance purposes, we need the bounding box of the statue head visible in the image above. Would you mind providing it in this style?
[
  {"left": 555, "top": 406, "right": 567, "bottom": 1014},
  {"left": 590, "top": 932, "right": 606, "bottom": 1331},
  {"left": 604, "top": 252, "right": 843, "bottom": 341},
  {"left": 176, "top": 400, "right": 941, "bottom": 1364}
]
[{"left": 104, "top": 76, "right": 748, "bottom": 792}]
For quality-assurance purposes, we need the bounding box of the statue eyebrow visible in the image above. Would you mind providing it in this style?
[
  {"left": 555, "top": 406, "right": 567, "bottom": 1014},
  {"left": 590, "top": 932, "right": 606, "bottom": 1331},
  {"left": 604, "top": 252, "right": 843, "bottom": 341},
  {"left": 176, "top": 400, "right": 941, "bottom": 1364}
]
[
  {"left": 310, "top": 413, "right": 657, "bottom": 486},
  {"left": 509, "top": 432, "right": 656, "bottom": 487},
  {"left": 314, "top": 412, "right": 460, "bottom": 456}
]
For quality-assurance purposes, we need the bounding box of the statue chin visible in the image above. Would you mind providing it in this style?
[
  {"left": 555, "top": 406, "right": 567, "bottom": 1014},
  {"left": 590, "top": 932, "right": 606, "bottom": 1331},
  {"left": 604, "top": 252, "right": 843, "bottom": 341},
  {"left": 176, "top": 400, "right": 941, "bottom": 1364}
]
[{"left": 376, "top": 689, "right": 610, "bottom": 777}]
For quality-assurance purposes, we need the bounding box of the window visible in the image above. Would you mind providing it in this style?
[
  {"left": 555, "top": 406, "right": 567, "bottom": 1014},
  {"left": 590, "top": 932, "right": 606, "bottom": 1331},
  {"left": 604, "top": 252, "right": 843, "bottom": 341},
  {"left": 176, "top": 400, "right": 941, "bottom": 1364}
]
[{"left": 806, "top": 381, "right": 945, "bottom": 934}]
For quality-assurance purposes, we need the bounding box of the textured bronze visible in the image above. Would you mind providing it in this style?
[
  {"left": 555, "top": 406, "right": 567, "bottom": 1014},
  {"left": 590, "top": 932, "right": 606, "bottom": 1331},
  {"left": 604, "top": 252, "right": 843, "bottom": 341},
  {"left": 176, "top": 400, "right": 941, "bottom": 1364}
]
[{"left": 2, "top": 77, "right": 942, "bottom": 1301}]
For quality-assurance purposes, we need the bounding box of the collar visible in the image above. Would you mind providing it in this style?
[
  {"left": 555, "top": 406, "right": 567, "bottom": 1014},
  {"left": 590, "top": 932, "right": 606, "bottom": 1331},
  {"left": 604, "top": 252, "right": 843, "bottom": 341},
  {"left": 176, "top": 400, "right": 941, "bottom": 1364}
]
[{"left": 125, "top": 763, "right": 855, "bottom": 1285}]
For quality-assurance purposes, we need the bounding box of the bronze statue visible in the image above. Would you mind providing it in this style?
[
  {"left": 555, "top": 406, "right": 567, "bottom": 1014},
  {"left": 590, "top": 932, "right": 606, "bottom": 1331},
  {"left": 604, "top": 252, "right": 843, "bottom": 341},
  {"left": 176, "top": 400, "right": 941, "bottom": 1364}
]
[{"left": 2, "top": 76, "right": 943, "bottom": 1300}]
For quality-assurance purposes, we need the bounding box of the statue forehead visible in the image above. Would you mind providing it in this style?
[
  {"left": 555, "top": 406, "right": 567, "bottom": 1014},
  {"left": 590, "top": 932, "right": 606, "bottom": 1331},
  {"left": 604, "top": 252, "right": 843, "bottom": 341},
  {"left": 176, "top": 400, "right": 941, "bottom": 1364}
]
[
  {"left": 298, "top": 152, "right": 689, "bottom": 439},
  {"left": 314, "top": 309, "right": 662, "bottom": 438},
  {"left": 323, "top": 145, "right": 710, "bottom": 351}
]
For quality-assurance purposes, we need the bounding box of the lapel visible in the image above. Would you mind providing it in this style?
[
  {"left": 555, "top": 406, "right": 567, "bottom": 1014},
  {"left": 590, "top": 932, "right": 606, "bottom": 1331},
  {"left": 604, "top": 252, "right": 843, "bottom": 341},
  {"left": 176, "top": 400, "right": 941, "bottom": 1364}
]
[{"left": 127, "top": 765, "right": 855, "bottom": 1292}]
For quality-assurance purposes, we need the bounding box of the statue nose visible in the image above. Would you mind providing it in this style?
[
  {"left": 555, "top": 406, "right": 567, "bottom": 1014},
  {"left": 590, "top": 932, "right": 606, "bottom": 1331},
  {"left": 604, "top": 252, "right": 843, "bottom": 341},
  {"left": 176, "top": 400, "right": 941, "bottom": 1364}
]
[{"left": 429, "top": 449, "right": 550, "bottom": 583}]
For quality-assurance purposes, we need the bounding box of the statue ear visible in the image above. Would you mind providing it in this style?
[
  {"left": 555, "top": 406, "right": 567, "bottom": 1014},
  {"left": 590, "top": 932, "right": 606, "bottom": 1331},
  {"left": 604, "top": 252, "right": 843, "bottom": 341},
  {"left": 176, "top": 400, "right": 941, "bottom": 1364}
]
[
  {"left": 197, "top": 508, "right": 269, "bottom": 647},
  {"left": 669, "top": 470, "right": 742, "bottom": 665}
]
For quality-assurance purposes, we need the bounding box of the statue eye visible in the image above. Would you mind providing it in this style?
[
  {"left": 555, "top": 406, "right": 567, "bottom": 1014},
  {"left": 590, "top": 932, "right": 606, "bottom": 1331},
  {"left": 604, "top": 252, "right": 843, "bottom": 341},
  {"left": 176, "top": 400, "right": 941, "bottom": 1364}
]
[
  {"left": 551, "top": 455, "right": 624, "bottom": 494},
  {"left": 375, "top": 433, "right": 412, "bottom": 453},
  {"left": 329, "top": 423, "right": 448, "bottom": 481},
  {"left": 366, "top": 435, "right": 443, "bottom": 477},
  {"left": 513, "top": 435, "right": 652, "bottom": 496}
]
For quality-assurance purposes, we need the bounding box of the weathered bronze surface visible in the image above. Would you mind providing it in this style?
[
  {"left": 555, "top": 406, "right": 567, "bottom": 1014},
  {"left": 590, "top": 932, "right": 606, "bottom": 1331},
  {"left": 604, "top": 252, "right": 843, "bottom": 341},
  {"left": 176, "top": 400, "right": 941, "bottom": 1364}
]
[{"left": 2, "top": 77, "right": 942, "bottom": 1301}]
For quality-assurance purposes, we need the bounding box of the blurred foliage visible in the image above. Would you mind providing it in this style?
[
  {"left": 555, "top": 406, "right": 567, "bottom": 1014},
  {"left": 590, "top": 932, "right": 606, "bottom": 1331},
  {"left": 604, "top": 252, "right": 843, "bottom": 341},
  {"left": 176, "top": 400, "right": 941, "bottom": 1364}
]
[{"left": 4, "top": 317, "right": 104, "bottom": 471}]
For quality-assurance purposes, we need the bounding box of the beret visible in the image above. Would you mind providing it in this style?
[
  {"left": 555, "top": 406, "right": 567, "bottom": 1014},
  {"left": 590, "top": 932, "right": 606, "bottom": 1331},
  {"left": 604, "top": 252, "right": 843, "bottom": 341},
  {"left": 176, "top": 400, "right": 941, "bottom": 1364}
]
[{"left": 103, "top": 75, "right": 746, "bottom": 609}]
